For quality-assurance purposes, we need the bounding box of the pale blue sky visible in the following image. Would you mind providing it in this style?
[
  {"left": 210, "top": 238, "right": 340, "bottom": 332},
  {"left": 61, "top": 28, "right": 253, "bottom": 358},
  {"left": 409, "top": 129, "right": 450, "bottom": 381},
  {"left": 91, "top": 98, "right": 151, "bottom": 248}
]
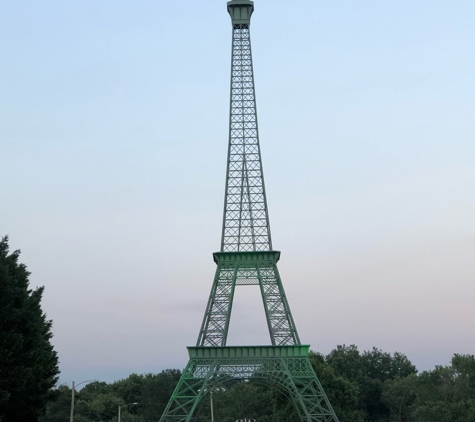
[{"left": 1, "top": 0, "right": 474, "bottom": 386}]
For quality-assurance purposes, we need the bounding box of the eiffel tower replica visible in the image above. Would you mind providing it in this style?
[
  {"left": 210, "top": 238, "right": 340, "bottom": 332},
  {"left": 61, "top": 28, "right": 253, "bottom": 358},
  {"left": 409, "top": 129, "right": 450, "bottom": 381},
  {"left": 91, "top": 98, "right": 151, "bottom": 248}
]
[{"left": 160, "top": 2, "right": 339, "bottom": 421}]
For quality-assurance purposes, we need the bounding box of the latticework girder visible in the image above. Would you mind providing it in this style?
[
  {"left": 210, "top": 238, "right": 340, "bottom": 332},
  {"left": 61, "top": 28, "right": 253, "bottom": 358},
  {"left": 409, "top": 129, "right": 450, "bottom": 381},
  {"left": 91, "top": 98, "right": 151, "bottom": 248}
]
[
  {"left": 221, "top": 21, "right": 271, "bottom": 253},
  {"left": 197, "top": 252, "right": 300, "bottom": 347}
]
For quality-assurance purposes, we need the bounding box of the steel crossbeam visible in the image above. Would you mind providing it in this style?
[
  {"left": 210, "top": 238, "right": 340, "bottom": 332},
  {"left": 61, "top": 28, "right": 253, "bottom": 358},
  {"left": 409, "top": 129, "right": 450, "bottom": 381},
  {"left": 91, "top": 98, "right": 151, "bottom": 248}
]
[{"left": 160, "top": 2, "right": 339, "bottom": 422}]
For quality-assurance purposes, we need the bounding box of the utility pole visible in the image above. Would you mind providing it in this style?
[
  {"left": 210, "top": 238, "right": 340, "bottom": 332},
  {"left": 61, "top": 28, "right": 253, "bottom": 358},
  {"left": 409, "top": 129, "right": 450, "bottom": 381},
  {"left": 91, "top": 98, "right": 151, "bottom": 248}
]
[{"left": 69, "top": 381, "right": 75, "bottom": 422}]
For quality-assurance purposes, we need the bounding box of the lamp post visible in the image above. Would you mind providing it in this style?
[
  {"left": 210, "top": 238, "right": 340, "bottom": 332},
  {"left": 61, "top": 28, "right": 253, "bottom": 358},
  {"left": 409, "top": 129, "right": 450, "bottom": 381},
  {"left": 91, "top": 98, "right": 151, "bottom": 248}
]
[
  {"left": 210, "top": 391, "right": 214, "bottom": 422},
  {"left": 118, "top": 402, "right": 138, "bottom": 422},
  {"left": 70, "top": 379, "right": 96, "bottom": 422}
]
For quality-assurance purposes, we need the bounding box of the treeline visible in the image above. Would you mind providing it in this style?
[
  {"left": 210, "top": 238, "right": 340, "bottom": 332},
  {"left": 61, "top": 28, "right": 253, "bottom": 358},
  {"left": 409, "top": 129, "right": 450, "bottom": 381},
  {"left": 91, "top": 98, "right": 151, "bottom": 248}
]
[
  {"left": 311, "top": 346, "right": 475, "bottom": 422},
  {"left": 42, "top": 345, "right": 475, "bottom": 422}
]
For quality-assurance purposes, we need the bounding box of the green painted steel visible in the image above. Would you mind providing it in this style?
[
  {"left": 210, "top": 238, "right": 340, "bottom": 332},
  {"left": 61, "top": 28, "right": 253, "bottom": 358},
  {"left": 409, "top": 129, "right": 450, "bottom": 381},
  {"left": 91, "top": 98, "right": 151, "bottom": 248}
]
[
  {"left": 159, "top": 2, "right": 339, "bottom": 421},
  {"left": 227, "top": 0, "right": 254, "bottom": 25},
  {"left": 213, "top": 250, "right": 281, "bottom": 264},
  {"left": 197, "top": 251, "right": 299, "bottom": 346},
  {"left": 188, "top": 345, "right": 311, "bottom": 359},
  {"left": 160, "top": 351, "right": 338, "bottom": 422},
  {"left": 221, "top": 7, "right": 271, "bottom": 253}
]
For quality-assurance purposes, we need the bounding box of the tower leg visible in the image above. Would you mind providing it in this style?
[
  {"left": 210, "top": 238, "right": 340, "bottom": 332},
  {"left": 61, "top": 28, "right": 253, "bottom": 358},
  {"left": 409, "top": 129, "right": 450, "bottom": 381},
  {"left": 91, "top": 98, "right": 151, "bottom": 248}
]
[
  {"left": 198, "top": 252, "right": 300, "bottom": 347},
  {"left": 160, "top": 359, "right": 217, "bottom": 422}
]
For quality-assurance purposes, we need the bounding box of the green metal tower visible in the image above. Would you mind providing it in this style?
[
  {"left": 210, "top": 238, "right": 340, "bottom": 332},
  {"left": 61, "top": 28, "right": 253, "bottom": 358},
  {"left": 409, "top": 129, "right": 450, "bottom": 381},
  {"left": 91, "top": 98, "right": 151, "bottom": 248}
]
[{"left": 159, "top": 2, "right": 339, "bottom": 421}]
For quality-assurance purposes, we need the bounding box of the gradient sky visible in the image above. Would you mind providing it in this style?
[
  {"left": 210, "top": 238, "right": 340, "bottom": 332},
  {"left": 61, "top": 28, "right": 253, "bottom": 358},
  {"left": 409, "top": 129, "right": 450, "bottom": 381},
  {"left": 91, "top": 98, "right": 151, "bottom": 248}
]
[{"left": 1, "top": 0, "right": 474, "bottom": 386}]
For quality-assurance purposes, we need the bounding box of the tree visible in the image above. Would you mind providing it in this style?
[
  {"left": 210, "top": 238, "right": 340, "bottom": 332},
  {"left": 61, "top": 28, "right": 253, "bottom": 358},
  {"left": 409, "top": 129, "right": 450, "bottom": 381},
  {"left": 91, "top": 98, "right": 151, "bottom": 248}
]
[
  {"left": 0, "top": 236, "right": 60, "bottom": 421},
  {"left": 138, "top": 370, "right": 181, "bottom": 421},
  {"left": 75, "top": 393, "right": 126, "bottom": 422},
  {"left": 41, "top": 385, "right": 72, "bottom": 422},
  {"left": 412, "top": 354, "right": 475, "bottom": 422},
  {"left": 326, "top": 344, "right": 364, "bottom": 384},
  {"left": 310, "top": 351, "right": 365, "bottom": 422},
  {"left": 322, "top": 345, "right": 417, "bottom": 420},
  {"left": 359, "top": 347, "right": 417, "bottom": 421},
  {"left": 382, "top": 374, "right": 416, "bottom": 421},
  {"left": 451, "top": 354, "right": 475, "bottom": 401}
]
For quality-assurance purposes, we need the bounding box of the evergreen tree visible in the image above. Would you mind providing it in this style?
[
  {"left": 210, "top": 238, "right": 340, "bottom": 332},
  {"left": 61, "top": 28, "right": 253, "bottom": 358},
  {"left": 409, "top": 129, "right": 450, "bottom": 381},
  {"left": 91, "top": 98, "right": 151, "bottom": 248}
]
[{"left": 0, "top": 236, "right": 59, "bottom": 421}]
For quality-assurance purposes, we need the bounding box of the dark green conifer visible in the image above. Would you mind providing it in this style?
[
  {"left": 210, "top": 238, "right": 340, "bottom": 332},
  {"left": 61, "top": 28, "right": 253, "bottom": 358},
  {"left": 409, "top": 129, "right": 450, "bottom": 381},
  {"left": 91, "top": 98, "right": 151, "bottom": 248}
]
[{"left": 0, "top": 236, "right": 59, "bottom": 421}]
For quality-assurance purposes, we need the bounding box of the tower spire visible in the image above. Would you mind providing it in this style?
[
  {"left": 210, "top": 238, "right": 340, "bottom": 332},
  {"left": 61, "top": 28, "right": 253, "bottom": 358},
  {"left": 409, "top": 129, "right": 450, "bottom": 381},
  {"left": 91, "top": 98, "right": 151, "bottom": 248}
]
[{"left": 222, "top": 0, "right": 272, "bottom": 253}]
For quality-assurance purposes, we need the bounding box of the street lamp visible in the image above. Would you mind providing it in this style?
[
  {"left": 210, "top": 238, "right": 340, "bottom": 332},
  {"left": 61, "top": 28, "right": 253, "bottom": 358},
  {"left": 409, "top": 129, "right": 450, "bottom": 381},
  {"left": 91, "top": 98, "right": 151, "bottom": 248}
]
[
  {"left": 70, "top": 379, "right": 97, "bottom": 422},
  {"left": 210, "top": 391, "right": 214, "bottom": 422},
  {"left": 118, "top": 402, "right": 138, "bottom": 422}
]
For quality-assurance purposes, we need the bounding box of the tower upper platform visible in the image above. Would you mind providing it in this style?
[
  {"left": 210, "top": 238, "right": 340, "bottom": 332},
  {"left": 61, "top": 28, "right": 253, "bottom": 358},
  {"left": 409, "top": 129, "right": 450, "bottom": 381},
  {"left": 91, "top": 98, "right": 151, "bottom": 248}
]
[{"left": 227, "top": 0, "right": 254, "bottom": 24}]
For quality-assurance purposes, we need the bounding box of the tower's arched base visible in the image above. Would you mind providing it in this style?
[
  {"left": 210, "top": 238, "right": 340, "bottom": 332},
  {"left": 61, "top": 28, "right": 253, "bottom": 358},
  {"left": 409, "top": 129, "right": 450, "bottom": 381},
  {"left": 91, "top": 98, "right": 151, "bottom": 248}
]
[{"left": 159, "top": 346, "right": 339, "bottom": 422}]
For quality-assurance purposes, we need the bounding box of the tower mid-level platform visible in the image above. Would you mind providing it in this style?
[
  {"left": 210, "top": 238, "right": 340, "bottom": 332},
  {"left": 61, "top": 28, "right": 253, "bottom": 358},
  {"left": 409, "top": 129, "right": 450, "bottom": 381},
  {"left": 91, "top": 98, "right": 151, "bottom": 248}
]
[{"left": 188, "top": 345, "right": 310, "bottom": 359}]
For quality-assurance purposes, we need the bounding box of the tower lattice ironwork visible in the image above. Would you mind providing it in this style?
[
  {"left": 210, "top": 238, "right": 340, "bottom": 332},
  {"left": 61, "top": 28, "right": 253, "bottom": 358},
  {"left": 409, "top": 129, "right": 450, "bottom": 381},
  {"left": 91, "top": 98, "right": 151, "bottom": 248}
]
[{"left": 160, "top": 2, "right": 339, "bottom": 421}]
